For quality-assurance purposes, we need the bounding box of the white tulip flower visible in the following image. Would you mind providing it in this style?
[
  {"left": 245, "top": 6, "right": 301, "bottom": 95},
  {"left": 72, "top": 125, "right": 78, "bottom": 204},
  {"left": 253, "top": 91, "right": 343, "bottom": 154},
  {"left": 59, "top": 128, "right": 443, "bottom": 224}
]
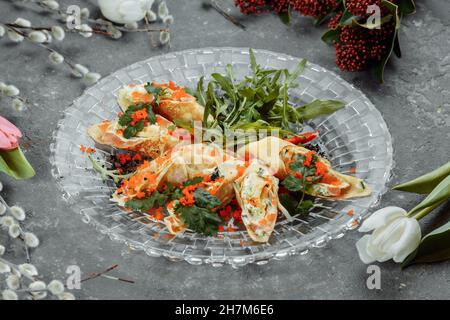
[
  {"left": 24, "top": 232, "right": 40, "bottom": 248},
  {"left": 98, "top": 0, "right": 149, "bottom": 24},
  {"left": 356, "top": 206, "right": 421, "bottom": 264},
  {"left": 51, "top": 26, "right": 65, "bottom": 41},
  {"left": 2, "top": 289, "right": 18, "bottom": 300},
  {"left": 158, "top": 1, "right": 169, "bottom": 19},
  {"left": 14, "top": 18, "right": 32, "bottom": 28},
  {"left": 47, "top": 280, "right": 64, "bottom": 295},
  {"left": 6, "top": 274, "right": 20, "bottom": 290},
  {"left": 29, "top": 31, "right": 47, "bottom": 43},
  {"left": 18, "top": 263, "right": 38, "bottom": 277},
  {"left": 49, "top": 51, "right": 64, "bottom": 64},
  {"left": 7, "top": 30, "right": 24, "bottom": 42},
  {"left": 10, "top": 205, "right": 26, "bottom": 221},
  {"left": 0, "top": 25, "right": 5, "bottom": 37}
]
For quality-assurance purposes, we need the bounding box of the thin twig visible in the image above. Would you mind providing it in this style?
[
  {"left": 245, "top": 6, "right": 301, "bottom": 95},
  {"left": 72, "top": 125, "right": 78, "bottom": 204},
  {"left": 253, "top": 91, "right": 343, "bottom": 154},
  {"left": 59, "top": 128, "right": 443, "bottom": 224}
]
[
  {"left": 80, "top": 264, "right": 134, "bottom": 285},
  {"left": 207, "top": 0, "right": 246, "bottom": 30}
]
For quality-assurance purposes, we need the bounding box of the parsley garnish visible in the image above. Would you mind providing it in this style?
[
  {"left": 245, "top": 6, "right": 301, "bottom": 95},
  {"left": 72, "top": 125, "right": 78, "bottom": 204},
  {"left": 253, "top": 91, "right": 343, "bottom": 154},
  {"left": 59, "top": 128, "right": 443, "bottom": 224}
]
[
  {"left": 118, "top": 103, "right": 157, "bottom": 139},
  {"left": 125, "top": 190, "right": 168, "bottom": 212},
  {"left": 176, "top": 205, "right": 221, "bottom": 236}
]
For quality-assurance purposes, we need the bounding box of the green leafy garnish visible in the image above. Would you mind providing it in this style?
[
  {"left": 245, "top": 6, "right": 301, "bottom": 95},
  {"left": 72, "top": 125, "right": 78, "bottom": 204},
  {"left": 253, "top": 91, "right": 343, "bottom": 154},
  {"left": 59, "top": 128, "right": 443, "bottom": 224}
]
[
  {"left": 176, "top": 205, "right": 221, "bottom": 236},
  {"left": 194, "top": 187, "right": 222, "bottom": 209},
  {"left": 125, "top": 190, "right": 168, "bottom": 212},
  {"left": 118, "top": 103, "right": 157, "bottom": 139},
  {"left": 196, "top": 49, "right": 344, "bottom": 137}
]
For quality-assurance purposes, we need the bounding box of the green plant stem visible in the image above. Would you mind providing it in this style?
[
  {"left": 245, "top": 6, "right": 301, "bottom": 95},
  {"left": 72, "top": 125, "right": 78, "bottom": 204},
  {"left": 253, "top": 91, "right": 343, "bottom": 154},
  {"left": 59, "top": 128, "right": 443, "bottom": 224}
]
[{"left": 409, "top": 199, "right": 446, "bottom": 221}]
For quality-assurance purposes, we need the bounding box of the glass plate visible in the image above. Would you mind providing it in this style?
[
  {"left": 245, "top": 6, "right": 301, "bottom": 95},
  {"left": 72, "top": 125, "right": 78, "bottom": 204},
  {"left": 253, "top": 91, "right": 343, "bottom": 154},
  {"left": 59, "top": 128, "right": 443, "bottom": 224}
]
[{"left": 50, "top": 47, "right": 393, "bottom": 267}]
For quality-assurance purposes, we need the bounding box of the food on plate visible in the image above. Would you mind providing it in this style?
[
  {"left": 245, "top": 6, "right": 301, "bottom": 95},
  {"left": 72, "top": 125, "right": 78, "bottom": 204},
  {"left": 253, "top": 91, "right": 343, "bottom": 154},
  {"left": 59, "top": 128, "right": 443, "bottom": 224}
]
[
  {"left": 117, "top": 81, "right": 209, "bottom": 123},
  {"left": 239, "top": 136, "right": 371, "bottom": 199},
  {"left": 84, "top": 49, "right": 373, "bottom": 243}
]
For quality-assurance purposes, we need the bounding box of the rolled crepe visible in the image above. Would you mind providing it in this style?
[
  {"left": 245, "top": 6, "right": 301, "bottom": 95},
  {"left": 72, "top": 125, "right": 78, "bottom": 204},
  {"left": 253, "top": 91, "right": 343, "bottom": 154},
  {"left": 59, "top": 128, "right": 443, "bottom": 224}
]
[
  {"left": 87, "top": 115, "right": 180, "bottom": 159},
  {"left": 238, "top": 136, "right": 372, "bottom": 200},
  {"left": 117, "top": 82, "right": 210, "bottom": 123},
  {"left": 234, "top": 160, "right": 280, "bottom": 243}
]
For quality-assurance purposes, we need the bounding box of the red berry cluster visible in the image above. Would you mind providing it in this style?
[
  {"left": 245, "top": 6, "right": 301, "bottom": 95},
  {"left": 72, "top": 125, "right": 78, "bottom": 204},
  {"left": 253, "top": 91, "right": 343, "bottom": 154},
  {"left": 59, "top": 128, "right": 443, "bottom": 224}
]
[
  {"left": 344, "top": 0, "right": 381, "bottom": 17},
  {"left": 334, "top": 23, "right": 395, "bottom": 71},
  {"left": 291, "top": 0, "right": 339, "bottom": 18},
  {"left": 234, "top": 0, "right": 289, "bottom": 14}
]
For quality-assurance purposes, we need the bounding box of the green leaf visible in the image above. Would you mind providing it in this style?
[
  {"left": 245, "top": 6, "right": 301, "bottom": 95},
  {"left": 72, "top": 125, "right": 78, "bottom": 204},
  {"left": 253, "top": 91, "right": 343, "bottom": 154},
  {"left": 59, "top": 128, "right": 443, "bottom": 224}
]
[
  {"left": 176, "top": 204, "right": 221, "bottom": 236},
  {"left": 249, "top": 48, "right": 258, "bottom": 75},
  {"left": 296, "top": 100, "right": 345, "bottom": 121},
  {"left": 352, "top": 14, "right": 393, "bottom": 29},
  {"left": 286, "top": 59, "right": 307, "bottom": 88},
  {"left": 278, "top": 6, "right": 291, "bottom": 25},
  {"left": 402, "top": 219, "right": 450, "bottom": 268},
  {"left": 394, "top": 161, "right": 450, "bottom": 194},
  {"left": 144, "top": 83, "right": 164, "bottom": 96},
  {"left": 125, "top": 190, "right": 168, "bottom": 213},
  {"left": 321, "top": 28, "right": 341, "bottom": 45},
  {"left": 408, "top": 175, "right": 450, "bottom": 216},
  {"left": 282, "top": 175, "right": 304, "bottom": 192},
  {"left": 339, "top": 8, "right": 357, "bottom": 26},
  {"left": 381, "top": 0, "right": 400, "bottom": 29},
  {"left": 194, "top": 187, "right": 221, "bottom": 209},
  {"left": 397, "top": 0, "right": 416, "bottom": 15},
  {"left": 183, "top": 176, "right": 204, "bottom": 187},
  {"left": 0, "top": 147, "right": 35, "bottom": 180},
  {"left": 372, "top": 27, "right": 398, "bottom": 84}
]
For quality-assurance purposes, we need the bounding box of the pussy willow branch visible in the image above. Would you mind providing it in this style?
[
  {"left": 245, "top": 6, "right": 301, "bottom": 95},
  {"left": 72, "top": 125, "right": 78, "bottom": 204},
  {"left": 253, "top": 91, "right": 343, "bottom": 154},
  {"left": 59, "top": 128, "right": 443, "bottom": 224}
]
[
  {"left": 206, "top": 0, "right": 246, "bottom": 30},
  {"left": 3, "top": 24, "right": 77, "bottom": 71}
]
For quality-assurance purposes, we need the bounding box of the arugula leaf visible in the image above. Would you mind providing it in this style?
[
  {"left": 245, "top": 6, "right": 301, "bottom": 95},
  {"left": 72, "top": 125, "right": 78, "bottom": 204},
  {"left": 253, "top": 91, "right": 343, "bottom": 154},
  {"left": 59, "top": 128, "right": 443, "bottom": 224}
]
[
  {"left": 176, "top": 204, "right": 221, "bottom": 236},
  {"left": 296, "top": 100, "right": 345, "bottom": 121},
  {"left": 194, "top": 188, "right": 221, "bottom": 209}
]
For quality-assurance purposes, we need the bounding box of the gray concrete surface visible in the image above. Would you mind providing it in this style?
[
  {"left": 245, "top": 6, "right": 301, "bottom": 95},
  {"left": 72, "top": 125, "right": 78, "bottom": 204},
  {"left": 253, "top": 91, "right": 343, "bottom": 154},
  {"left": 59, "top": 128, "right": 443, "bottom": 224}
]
[{"left": 1, "top": 0, "right": 449, "bottom": 300}]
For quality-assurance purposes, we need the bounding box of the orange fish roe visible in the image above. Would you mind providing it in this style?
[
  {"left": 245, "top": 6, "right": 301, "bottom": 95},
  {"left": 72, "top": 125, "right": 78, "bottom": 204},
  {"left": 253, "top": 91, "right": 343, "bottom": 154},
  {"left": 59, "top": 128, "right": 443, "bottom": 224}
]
[
  {"left": 179, "top": 184, "right": 198, "bottom": 206},
  {"left": 347, "top": 209, "right": 354, "bottom": 217},
  {"left": 136, "top": 191, "right": 146, "bottom": 199},
  {"left": 218, "top": 225, "right": 225, "bottom": 232},
  {"left": 315, "top": 161, "right": 328, "bottom": 176},
  {"left": 349, "top": 167, "right": 357, "bottom": 174},
  {"left": 131, "top": 108, "right": 148, "bottom": 126},
  {"left": 80, "top": 145, "right": 96, "bottom": 154},
  {"left": 320, "top": 173, "right": 341, "bottom": 186},
  {"left": 116, "top": 153, "right": 131, "bottom": 165},
  {"left": 80, "top": 144, "right": 86, "bottom": 153},
  {"left": 303, "top": 151, "right": 315, "bottom": 167}
]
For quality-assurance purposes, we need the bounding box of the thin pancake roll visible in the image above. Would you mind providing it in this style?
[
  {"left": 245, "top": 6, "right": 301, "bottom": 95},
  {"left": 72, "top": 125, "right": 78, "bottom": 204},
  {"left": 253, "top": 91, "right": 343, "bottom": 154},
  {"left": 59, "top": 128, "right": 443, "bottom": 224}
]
[
  {"left": 234, "top": 160, "right": 282, "bottom": 243},
  {"left": 117, "top": 82, "right": 209, "bottom": 123},
  {"left": 87, "top": 115, "right": 180, "bottom": 159},
  {"left": 239, "top": 137, "right": 372, "bottom": 200}
]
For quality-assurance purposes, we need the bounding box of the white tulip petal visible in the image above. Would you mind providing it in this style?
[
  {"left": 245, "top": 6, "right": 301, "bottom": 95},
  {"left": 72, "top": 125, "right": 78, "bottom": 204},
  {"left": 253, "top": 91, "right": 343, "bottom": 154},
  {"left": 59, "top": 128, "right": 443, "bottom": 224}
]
[
  {"left": 2, "top": 289, "right": 18, "bottom": 300},
  {"left": 118, "top": 1, "right": 147, "bottom": 23},
  {"left": 355, "top": 235, "right": 376, "bottom": 264},
  {"left": 392, "top": 218, "right": 422, "bottom": 263},
  {"left": 359, "top": 206, "right": 406, "bottom": 232}
]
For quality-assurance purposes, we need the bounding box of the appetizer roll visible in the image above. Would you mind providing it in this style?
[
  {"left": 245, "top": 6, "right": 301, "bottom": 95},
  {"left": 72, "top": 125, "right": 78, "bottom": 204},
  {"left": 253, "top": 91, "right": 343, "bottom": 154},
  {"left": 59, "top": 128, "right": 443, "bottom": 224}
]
[
  {"left": 87, "top": 115, "right": 180, "bottom": 159},
  {"left": 117, "top": 81, "right": 209, "bottom": 123},
  {"left": 239, "top": 137, "right": 371, "bottom": 200},
  {"left": 234, "top": 160, "right": 281, "bottom": 243}
]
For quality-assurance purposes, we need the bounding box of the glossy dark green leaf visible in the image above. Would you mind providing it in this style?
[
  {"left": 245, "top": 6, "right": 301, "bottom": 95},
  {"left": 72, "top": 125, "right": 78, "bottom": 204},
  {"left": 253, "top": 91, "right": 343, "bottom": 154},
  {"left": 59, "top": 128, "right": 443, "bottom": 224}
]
[
  {"left": 278, "top": 7, "right": 291, "bottom": 25},
  {"left": 372, "top": 28, "right": 398, "bottom": 84},
  {"left": 321, "top": 28, "right": 341, "bottom": 45},
  {"left": 397, "top": 0, "right": 416, "bottom": 15},
  {"left": 0, "top": 147, "right": 35, "bottom": 180},
  {"left": 408, "top": 175, "right": 450, "bottom": 216},
  {"left": 339, "top": 8, "right": 356, "bottom": 26},
  {"left": 393, "top": 32, "right": 402, "bottom": 58},
  {"left": 394, "top": 161, "right": 450, "bottom": 194},
  {"left": 381, "top": 0, "right": 400, "bottom": 29},
  {"left": 402, "top": 218, "right": 450, "bottom": 268},
  {"left": 296, "top": 100, "right": 345, "bottom": 121}
]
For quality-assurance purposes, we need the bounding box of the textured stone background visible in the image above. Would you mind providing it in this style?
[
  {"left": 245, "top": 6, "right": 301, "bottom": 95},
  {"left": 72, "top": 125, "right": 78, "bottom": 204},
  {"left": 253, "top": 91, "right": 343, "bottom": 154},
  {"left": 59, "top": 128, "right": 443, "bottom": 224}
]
[{"left": 0, "top": 0, "right": 449, "bottom": 299}]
